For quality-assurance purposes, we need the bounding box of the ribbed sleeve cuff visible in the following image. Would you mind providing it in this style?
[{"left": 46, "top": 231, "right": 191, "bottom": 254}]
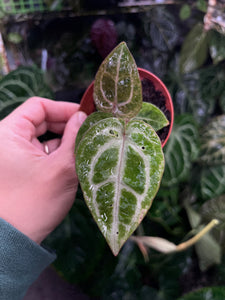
[{"left": 0, "top": 218, "right": 56, "bottom": 300}]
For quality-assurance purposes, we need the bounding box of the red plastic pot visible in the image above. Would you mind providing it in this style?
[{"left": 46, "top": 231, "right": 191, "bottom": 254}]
[{"left": 80, "top": 68, "right": 174, "bottom": 148}]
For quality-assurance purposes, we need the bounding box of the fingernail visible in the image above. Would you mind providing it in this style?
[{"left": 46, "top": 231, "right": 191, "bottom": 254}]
[{"left": 77, "top": 111, "right": 87, "bottom": 125}]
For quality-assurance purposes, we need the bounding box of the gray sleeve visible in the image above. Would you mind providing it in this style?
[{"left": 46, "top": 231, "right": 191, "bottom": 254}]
[{"left": 0, "top": 218, "right": 56, "bottom": 300}]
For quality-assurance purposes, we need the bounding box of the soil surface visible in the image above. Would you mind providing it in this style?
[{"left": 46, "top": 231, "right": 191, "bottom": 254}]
[{"left": 141, "top": 78, "right": 171, "bottom": 144}]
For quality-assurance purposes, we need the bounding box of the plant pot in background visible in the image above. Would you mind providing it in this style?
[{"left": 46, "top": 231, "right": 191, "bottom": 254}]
[{"left": 80, "top": 68, "right": 174, "bottom": 147}]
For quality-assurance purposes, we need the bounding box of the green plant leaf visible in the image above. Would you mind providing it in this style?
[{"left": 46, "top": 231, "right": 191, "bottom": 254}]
[
  {"left": 93, "top": 42, "right": 142, "bottom": 119},
  {"left": 178, "top": 286, "right": 225, "bottom": 300},
  {"left": 0, "top": 66, "right": 53, "bottom": 120},
  {"left": 0, "top": 66, "right": 53, "bottom": 104},
  {"left": 76, "top": 117, "right": 164, "bottom": 255},
  {"left": 200, "top": 115, "right": 225, "bottom": 165},
  {"left": 179, "top": 4, "right": 191, "bottom": 20},
  {"left": 0, "top": 99, "right": 24, "bottom": 120},
  {"left": 185, "top": 204, "right": 221, "bottom": 271},
  {"left": 134, "top": 102, "right": 169, "bottom": 132},
  {"left": 196, "top": 0, "right": 207, "bottom": 13},
  {"left": 162, "top": 115, "right": 199, "bottom": 186},
  {"left": 75, "top": 112, "right": 113, "bottom": 151},
  {"left": 179, "top": 23, "right": 209, "bottom": 74},
  {"left": 201, "top": 165, "right": 225, "bottom": 200},
  {"left": 209, "top": 30, "right": 225, "bottom": 65}
]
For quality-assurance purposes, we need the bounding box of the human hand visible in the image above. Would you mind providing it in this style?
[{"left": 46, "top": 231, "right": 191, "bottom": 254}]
[{"left": 0, "top": 97, "right": 87, "bottom": 244}]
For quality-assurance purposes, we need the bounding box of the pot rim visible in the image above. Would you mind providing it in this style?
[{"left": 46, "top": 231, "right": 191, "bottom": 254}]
[{"left": 80, "top": 67, "right": 174, "bottom": 148}]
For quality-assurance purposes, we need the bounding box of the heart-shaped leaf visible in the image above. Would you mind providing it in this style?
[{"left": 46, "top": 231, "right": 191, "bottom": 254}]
[
  {"left": 134, "top": 102, "right": 169, "bottom": 132},
  {"left": 76, "top": 117, "right": 164, "bottom": 255},
  {"left": 93, "top": 42, "right": 142, "bottom": 119}
]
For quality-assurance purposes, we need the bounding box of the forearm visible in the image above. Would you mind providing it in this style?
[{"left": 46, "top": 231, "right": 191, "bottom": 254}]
[{"left": 0, "top": 218, "right": 56, "bottom": 300}]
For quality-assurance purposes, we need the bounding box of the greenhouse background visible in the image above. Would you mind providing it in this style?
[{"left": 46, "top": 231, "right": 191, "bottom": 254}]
[{"left": 1, "top": 1, "right": 225, "bottom": 299}]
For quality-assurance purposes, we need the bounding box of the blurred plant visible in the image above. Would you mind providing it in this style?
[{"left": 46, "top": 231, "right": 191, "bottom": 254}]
[
  {"left": 0, "top": 66, "right": 53, "bottom": 120},
  {"left": 2, "top": 1, "right": 225, "bottom": 299}
]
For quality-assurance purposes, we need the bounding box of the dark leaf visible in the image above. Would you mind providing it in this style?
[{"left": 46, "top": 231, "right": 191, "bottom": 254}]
[
  {"left": 179, "top": 23, "right": 209, "bottom": 74},
  {"left": 162, "top": 115, "right": 199, "bottom": 186},
  {"left": 145, "top": 8, "right": 179, "bottom": 52}
]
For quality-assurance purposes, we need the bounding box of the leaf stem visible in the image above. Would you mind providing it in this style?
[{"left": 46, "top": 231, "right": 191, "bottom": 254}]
[{"left": 176, "top": 219, "right": 219, "bottom": 252}]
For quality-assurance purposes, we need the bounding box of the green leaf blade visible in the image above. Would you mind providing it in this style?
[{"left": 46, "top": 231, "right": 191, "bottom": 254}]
[
  {"left": 75, "top": 112, "right": 113, "bottom": 151},
  {"left": 179, "top": 23, "right": 209, "bottom": 74},
  {"left": 76, "top": 118, "right": 164, "bottom": 255},
  {"left": 94, "top": 42, "right": 142, "bottom": 119},
  {"left": 134, "top": 102, "right": 169, "bottom": 132},
  {"left": 162, "top": 115, "right": 199, "bottom": 186}
]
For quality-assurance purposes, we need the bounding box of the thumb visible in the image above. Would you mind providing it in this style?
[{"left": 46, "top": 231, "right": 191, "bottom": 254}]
[{"left": 59, "top": 110, "right": 87, "bottom": 154}]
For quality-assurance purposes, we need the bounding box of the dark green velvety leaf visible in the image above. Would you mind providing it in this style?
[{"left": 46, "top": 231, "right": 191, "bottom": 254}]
[
  {"left": 200, "top": 115, "right": 225, "bottom": 165},
  {"left": 0, "top": 66, "right": 53, "bottom": 102},
  {"left": 201, "top": 165, "right": 225, "bottom": 200},
  {"left": 0, "top": 66, "right": 53, "bottom": 120},
  {"left": 179, "top": 23, "right": 209, "bottom": 74},
  {"left": 162, "top": 115, "right": 199, "bottom": 186},
  {"left": 145, "top": 7, "right": 179, "bottom": 52},
  {"left": 94, "top": 42, "right": 142, "bottom": 119},
  {"left": 209, "top": 30, "right": 225, "bottom": 64},
  {"left": 172, "top": 66, "right": 223, "bottom": 125},
  {"left": 76, "top": 117, "right": 164, "bottom": 255},
  {"left": 75, "top": 112, "right": 113, "bottom": 151},
  {"left": 178, "top": 286, "right": 225, "bottom": 300},
  {"left": 134, "top": 102, "right": 169, "bottom": 132}
]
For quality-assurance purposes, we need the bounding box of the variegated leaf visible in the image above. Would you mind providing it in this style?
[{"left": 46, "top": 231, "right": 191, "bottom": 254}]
[
  {"left": 201, "top": 165, "right": 225, "bottom": 200},
  {"left": 93, "top": 42, "right": 142, "bottom": 119},
  {"left": 75, "top": 112, "right": 113, "bottom": 151},
  {"left": 0, "top": 66, "right": 53, "bottom": 104},
  {"left": 0, "top": 66, "right": 53, "bottom": 119},
  {"left": 76, "top": 117, "right": 164, "bottom": 255},
  {"left": 162, "top": 115, "right": 199, "bottom": 186},
  {"left": 134, "top": 102, "right": 169, "bottom": 132},
  {"left": 200, "top": 115, "right": 225, "bottom": 165}
]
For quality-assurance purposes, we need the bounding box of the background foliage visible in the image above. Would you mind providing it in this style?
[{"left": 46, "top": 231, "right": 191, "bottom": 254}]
[{"left": 1, "top": 1, "right": 225, "bottom": 299}]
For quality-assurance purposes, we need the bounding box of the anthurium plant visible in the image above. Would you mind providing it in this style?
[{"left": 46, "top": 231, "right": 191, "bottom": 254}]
[{"left": 75, "top": 42, "right": 169, "bottom": 256}]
